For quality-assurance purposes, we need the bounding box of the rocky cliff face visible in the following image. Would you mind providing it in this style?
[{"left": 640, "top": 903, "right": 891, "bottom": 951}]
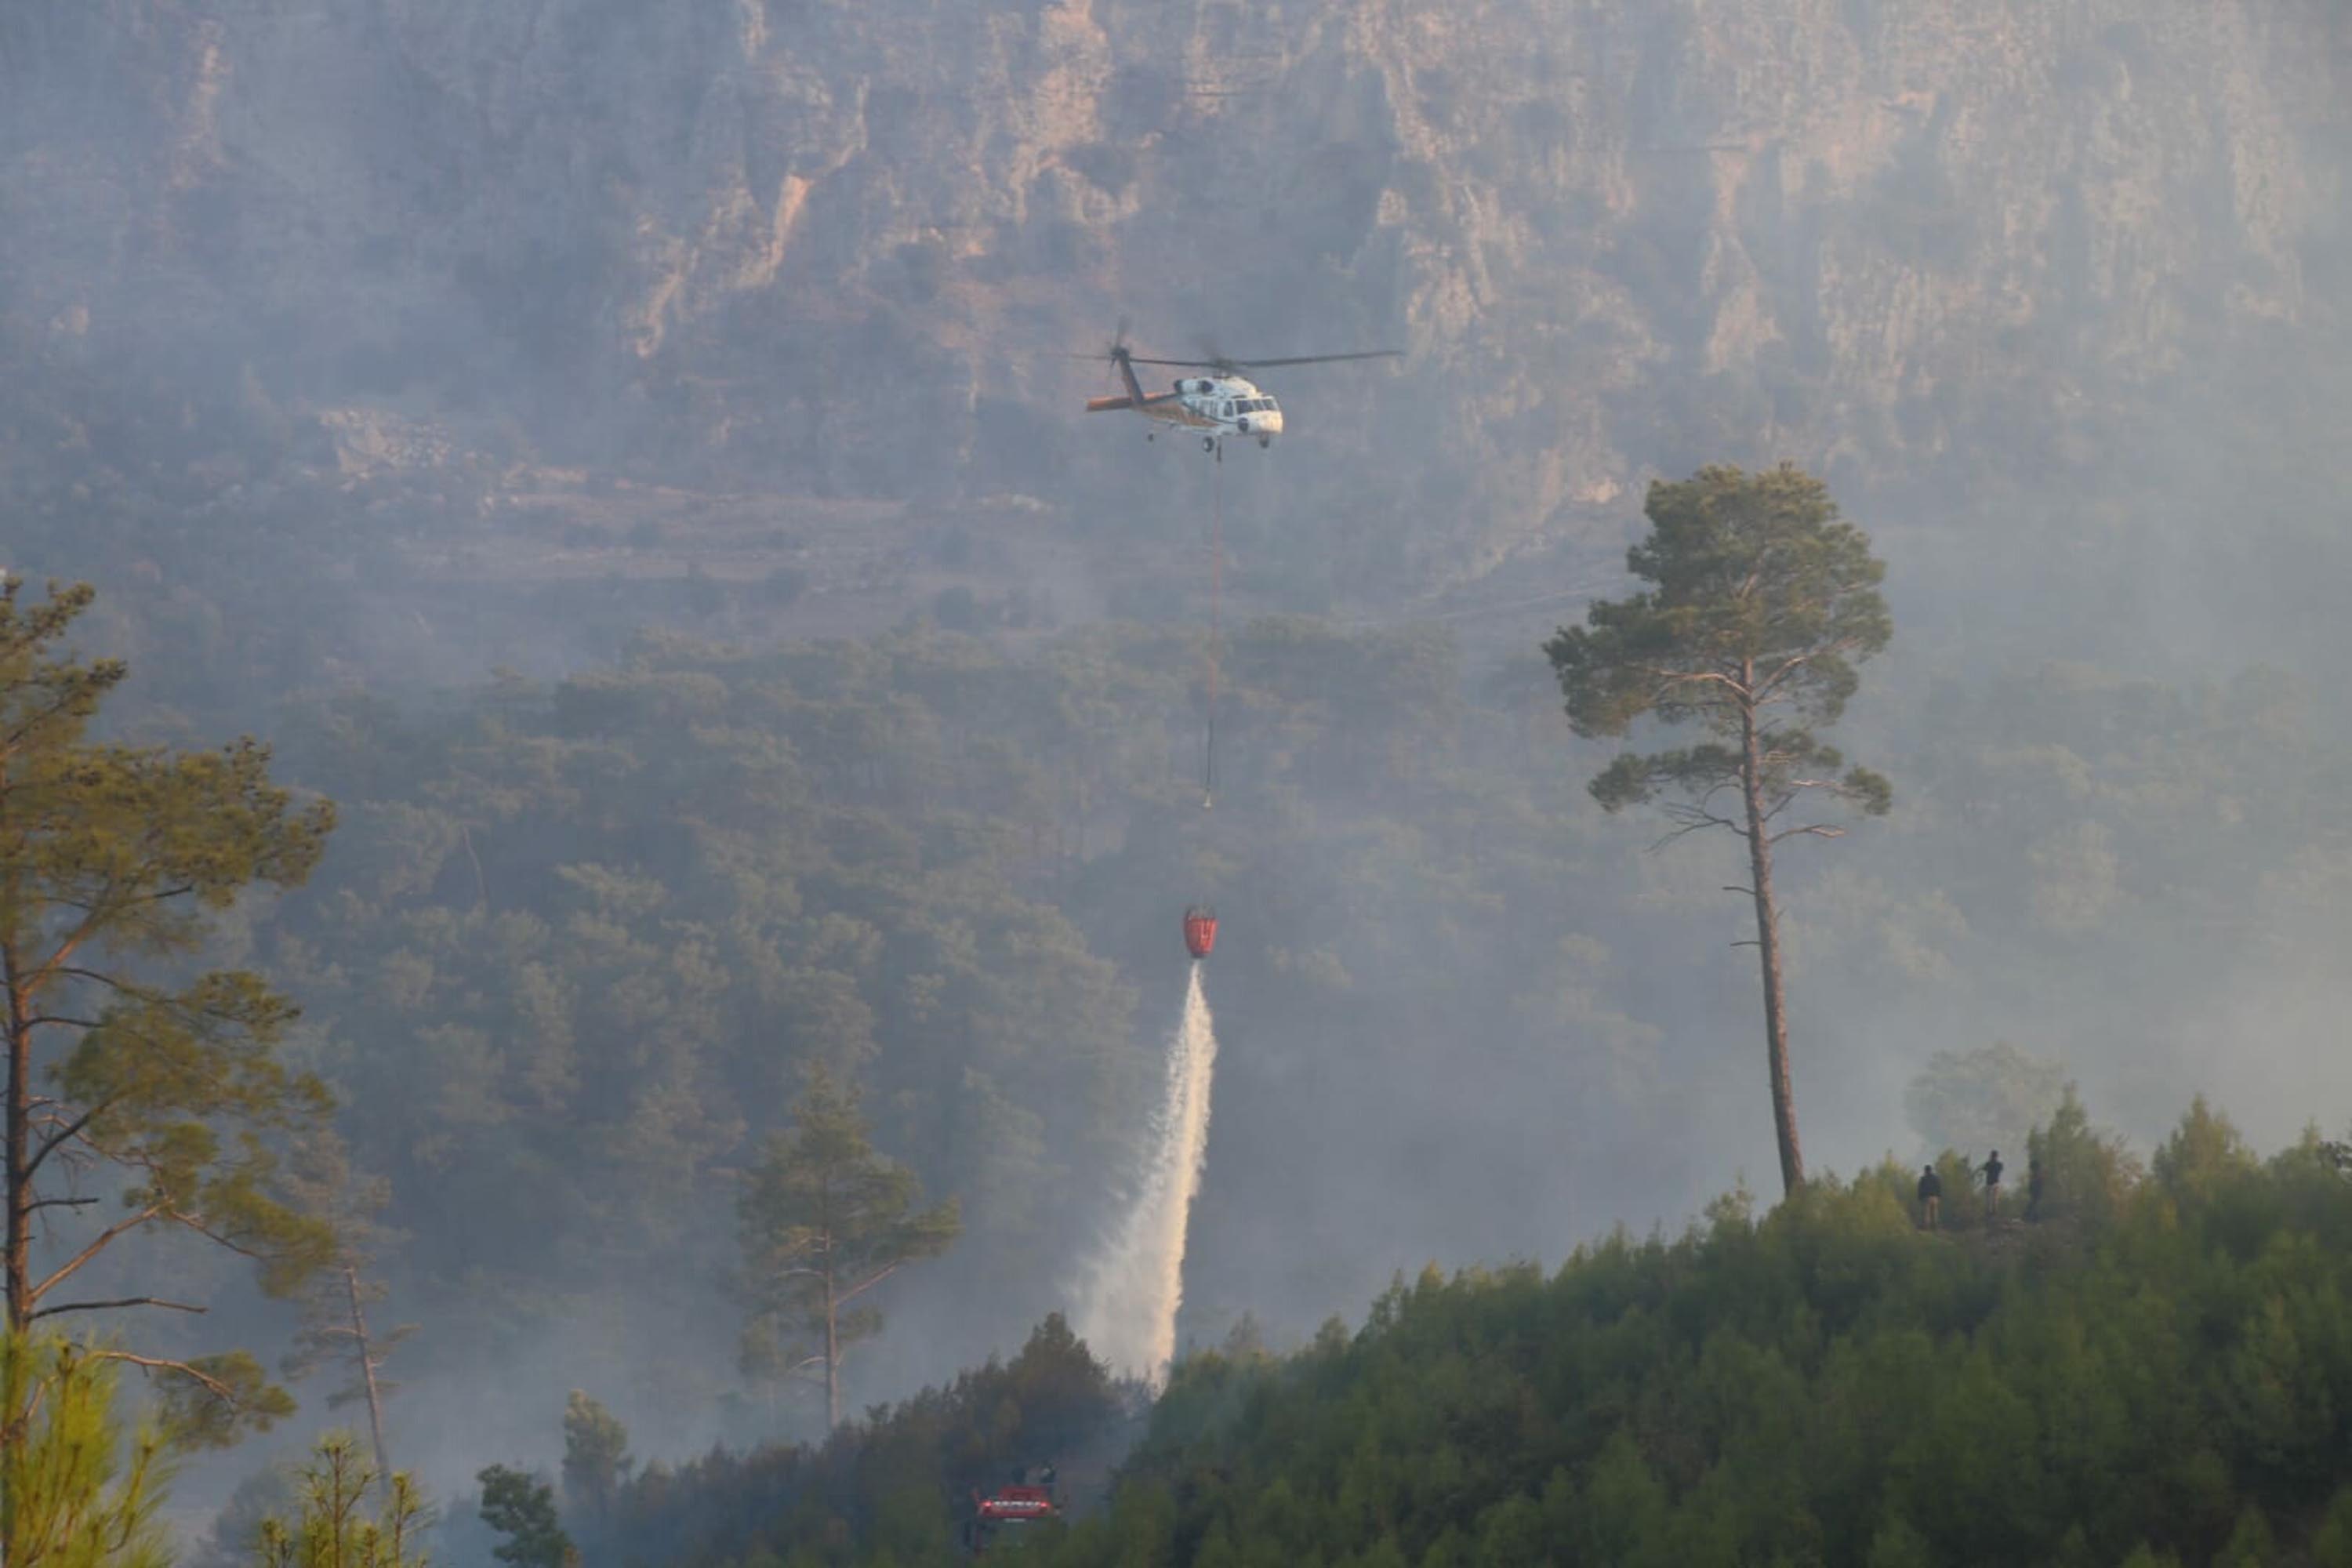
[{"left": 5, "top": 1, "right": 2347, "bottom": 602}]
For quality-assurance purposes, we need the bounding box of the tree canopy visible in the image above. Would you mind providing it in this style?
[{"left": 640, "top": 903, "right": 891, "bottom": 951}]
[
  {"left": 252, "top": 1435, "right": 426, "bottom": 1568},
  {"left": 0, "top": 579, "right": 339, "bottom": 1479},
  {"left": 588, "top": 1312, "right": 1128, "bottom": 1568},
  {"left": 561, "top": 1391, "right": 631, "bottom": 1520},
  {"left": 737, "top": 1069, "right": 961, "bottom": 1429},
  {"left": 1023, "top": 1100, "right": 2352, "bottom": 1568},
  {"left": 477, "top": 1464, "right": 574, "bottom": 1568},
  {"left": 1549, "top": 463, "right": 1892, "bottom": 802},
  {"left": 590, "top": 1096, "right": 2352, "bottom": 1568},
  {"left": 0, "top": 1334, "right": 173, "bottom": 1568}
]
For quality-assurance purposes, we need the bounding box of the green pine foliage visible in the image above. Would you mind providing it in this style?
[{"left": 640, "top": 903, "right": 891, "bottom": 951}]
[
  {"left": 253, "top": 1435, "right": 429, "bottom": 1568},
  {"left": 0, "top": 1334, "right": 174, "bottom": 1568},
  {"left": 477, "top": 1465, "right": 575, "bottom": 1568},
  {"left": 1008, "top": 1101, "right": 2352, "bottom": 1568},
  {"left": 534, "top": 1099, "right": 2352, "bottom": 1567},
  {"left": 562, "top": 1392, "right": 633, "bottom": 1520},
  {"left": 736, "top": 1069, "right": 960, "bottom": 1430},
  {"left": 0, "top": 579, "right": 339, "bottom": 1463},
  {"left": 591, "top": 1314, "right": 1126, "bottom": 1568}
]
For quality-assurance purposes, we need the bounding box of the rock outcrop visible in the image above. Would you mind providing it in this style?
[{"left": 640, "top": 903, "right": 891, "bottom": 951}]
[{"left": 5, "top": 2, "right": 2347, "bottom": 598}]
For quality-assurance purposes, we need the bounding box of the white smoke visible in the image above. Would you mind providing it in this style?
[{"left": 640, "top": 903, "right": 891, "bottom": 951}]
[{"left": 1074, "top": 962, "right": 1220, "bottom": 1385}]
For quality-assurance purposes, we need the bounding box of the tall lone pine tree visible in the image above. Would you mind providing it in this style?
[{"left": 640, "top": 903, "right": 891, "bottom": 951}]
[
  {"left": 1547, "top": 465, "right": 1891, "bottom": 1195},
  {"left": 0, "top": 580, "right": 339, "bottom": 1547},
  {"left": 737, "top": 1066, "right": 960, "bottom": 1429}
]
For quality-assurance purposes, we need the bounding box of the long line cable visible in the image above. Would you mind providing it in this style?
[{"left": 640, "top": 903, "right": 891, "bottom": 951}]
[{"left": 1203, "top": 441, "right": 1221, "bottom": 808}]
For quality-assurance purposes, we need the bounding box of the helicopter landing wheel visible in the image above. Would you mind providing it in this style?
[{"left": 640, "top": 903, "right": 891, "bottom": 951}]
[
  {"left": 1258, "top": 435, "right": 1271, "bottom": 449},
  {"left": 1147, "top": 430, "right": 1155, "bottom": 442},
  {"left": 1202, "top": 435, "right": 1216, "bottom": 452}
]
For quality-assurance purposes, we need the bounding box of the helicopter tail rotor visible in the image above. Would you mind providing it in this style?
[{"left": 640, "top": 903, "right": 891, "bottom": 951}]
[
  {"left": 1066, "top": 318, "right": 1132, "bottom": 367},
  {"left": 1107, "top": 318, "right": 1147, "bottom": 404},
  {"left": 1073, "top": 317, "right": 1152, "bottom": 410}
]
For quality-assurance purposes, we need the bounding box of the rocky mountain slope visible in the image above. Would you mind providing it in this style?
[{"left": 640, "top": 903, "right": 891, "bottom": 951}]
[{"left": 5, "top": 2, "right": 2348, "bottom": 622}]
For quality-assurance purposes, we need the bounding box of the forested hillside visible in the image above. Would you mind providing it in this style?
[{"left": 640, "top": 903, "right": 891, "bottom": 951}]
[
  {"left": 2, "top": 545, "right": 2338, "bottom": 1509},
  {"left": 590, "top": 1314, "right": 1140, "bottom": 1568},
  {"left": 112, "top": 608, "right": 2336, "bottom": 1480},
  {"left": 1043, "top": 1103, "right": 2352, "bottom": 1568},
  {"left": 612, "top": 1101, "right": 2352, "bottom": 1567}
]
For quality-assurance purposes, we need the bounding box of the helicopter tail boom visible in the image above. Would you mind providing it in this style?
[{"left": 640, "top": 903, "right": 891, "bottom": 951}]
[{"left": 1086, "top": 389, "right": 1180, "bottom": 413}]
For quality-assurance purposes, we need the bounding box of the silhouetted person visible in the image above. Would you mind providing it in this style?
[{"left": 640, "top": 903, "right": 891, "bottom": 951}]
[
  {"left": 1917, "top": 1163, "right": 1943, "bottom": 1229},
  {"left": 2025, "top": 1157, "right": 2044, "bottom": 1222},
  {"left": 1980, "top": 1149, "right": 2004, "bottom": 1218}
]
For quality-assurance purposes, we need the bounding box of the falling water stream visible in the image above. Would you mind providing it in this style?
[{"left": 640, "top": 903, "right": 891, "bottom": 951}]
[{"left": 1076, "top": 962, "right": 1219, "bottom": 1385}]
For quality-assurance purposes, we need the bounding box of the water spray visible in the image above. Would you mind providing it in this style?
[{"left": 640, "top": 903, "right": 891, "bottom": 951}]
[{"left": 1075, "top": 945, "right": 1221, "bottom": 1386}]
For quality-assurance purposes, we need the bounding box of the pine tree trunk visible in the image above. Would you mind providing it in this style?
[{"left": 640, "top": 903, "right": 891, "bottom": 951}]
[
  {"left": 3, "top": 949, "right": 25, "bottom": 1555},
  {"left": 5, "top": 950, "right": 26, "bottom": 1331},
  {"left": 1740, "top": 692, "right": 1806, "bottom": 1196},
  {"left": 345, "top": 1265, "right": 394, "bottom": 1491},
  {"left": 823, "top": 1268, "right": 840, "bottom": 1430}
]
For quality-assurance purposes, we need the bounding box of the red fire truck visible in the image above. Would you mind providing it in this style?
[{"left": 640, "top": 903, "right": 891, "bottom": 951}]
[{"left": 964, "top": 1466, "right": 1058, "bottom": 1555}]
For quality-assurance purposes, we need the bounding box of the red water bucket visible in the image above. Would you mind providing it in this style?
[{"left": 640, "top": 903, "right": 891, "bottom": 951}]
[{"left": 1182, "top": 906, "right": 1218, "bottom": 960}]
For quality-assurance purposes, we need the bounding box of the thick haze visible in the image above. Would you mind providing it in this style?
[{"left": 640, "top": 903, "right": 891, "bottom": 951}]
[{"left": 5, "top": 0, "right": 2351, "bottom": 1547}]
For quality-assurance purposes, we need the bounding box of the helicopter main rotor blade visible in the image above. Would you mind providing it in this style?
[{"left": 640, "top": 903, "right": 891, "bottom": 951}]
[
  {"left": 1225, "top": 350, "right": 1405, "bottom": 368},
  {"left": 1121, "top": 350, "right": 1404, "bottom": 370}
]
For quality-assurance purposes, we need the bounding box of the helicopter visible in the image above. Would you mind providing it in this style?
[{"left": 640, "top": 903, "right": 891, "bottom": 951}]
[{"left": 1078, "top": 323, "right": 1401, "bottom": 451}]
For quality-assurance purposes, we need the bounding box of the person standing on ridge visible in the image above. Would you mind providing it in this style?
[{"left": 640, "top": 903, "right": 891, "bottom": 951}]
[
  {"left": 1980, "top": 1149, "right": 2005, "bottom": 1219},
  {"left": 1916, "top": 1163, "right": 1943, "bottom": 1229}
]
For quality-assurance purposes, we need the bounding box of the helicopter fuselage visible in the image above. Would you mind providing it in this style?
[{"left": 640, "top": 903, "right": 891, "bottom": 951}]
[
  {"left": 1087, "top": 371, "right": 1283, "bottom": 448},
  {"left": 1159, "top": 376, "right": 1283, "bottom": 444}
]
